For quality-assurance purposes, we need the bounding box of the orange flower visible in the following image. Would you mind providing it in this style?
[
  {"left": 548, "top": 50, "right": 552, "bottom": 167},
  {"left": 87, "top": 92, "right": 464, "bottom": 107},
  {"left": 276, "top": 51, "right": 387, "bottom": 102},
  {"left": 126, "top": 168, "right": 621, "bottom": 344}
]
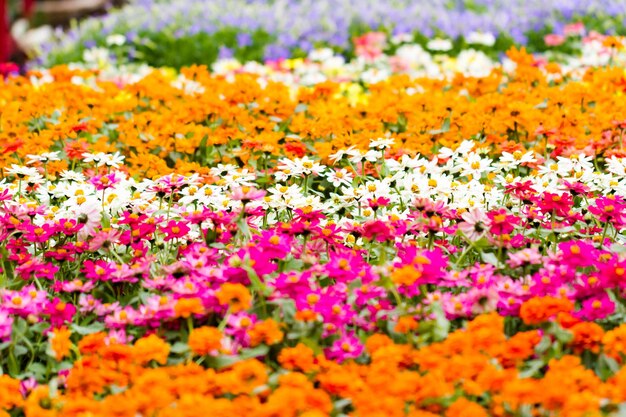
[
  {"left": 215, "top": 283, "right": 252, "bottom": 313},
  {"left": 278, "top": 343, "right": 317, "bottom": 372},
  {"left": 220, "top": 359, "right": 268, "bottom": 395},
  {"left": 0, "top": 375, "right": 23, "bottom": 410},
  {"left": 49, "top": 326, "right": 72, "bottom": 361},
  {"left": 77, "top": 331, "right": 107, "bottom": 355},
  {"left": 602, "top": 323, "right": 626, "bottom": 359},
  {"left": 133, "top": 334, "right": 171, "bottom": 365},
  {"left": 395, "top": 316, "right": 419, "bottom": 334},
  {"left": 365, "top": 333, "right": 394, "bottom": 355},
  {"left": 188, "top": 326, "right": 223, "bottom": 356},
  {"left": 247, "top": 318, "right": 284, "bottom": 347},
  {"left": 569, "top": 322, "right": 604, "bottom": 354},
  {"left": 391, "top": 265, "right": 421, "bottom": 286},
  {"left": 519, "top": 296, "right": 573, "bottom": 325},
  {"left": 445, "top": 398, "right": 489, "bottom": 417},
  {"left": 174, "top": 297, "right": 205, "bottom": 318}
]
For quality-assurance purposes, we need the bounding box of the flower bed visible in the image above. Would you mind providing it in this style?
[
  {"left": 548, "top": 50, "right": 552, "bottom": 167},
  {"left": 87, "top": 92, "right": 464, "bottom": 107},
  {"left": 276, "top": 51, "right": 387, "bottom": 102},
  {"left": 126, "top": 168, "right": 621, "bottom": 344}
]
[{"left": 3, "top": 41, "right": 626, "bottom": 414}]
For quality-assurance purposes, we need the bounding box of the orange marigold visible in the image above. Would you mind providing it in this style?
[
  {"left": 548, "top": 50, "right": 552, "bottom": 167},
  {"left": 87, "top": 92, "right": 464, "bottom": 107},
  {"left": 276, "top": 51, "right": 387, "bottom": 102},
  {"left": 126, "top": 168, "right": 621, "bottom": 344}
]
[
  {"left": 0, "top": 375, "right": 23, "bottom": 410},
  {"left": 133, "top": 334, "right": 171, "bottom": 365},
  {"left": 365, "top": 333, "right": 394, "bottom": 355},
  {"left": 215, "top": 283, "right": 252, "bottom": 313},
  {"left": 77, "top": 331, "right": 107, "bottom": 355},
  {"left": 569, "top": 322, "right": 604, "bottom": 354},
  {"left": 602, "top": 323, "right": 626, "bottom": 359},
  {"left": 395, "top": 316, "right": 419, "bottom": 334},
  {"left": 174, "top": 297, "right": 205, "bottom": 318},
  {"left": 391, "top": 265, "right": 421, "bottom": 286},
  {"left": 445, "top": 398, "right": 489, "bottom": 417},
  {"left": 278, "top": 343, "right": 317, "bottom": 372},
  {"left": 49, "top": 326, "right": 72, "bottom": 361},
  {"left": 247, "top": 318, "right": 284, "bottom": 347},
  {"left": 188, "top": 326, "right": 223, "bottom": 356},
  {"left": 519, "top": 296, "right": 573, "bottom": 325}
]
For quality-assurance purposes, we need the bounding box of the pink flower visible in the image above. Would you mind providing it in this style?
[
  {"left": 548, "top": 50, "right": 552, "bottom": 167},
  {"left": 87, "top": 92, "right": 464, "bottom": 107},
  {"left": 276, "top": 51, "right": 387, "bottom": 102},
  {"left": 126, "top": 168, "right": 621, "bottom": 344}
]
[
  {"left": 536, "top": 192, "right": 573, "bottom": 218},
  {"left": 576, "top": 293, "right": 615, "bottom": 321},
  {"left": 89, "top": 229, "right": 122, "bottom": 251},
  {"left": 544, "top": 34, "right": 566, "bottom": 47},
  {"left": 46, "top": 298, "right": 76, "bottom": 328},
  {"left": 589, "top": 196, "right": 626, "bottom": 229},
  {"left": 325, "top": 332, "right": 364, "bottom": 362},
  {"left": 487, "top": 209, "right": 519, "bottom": 235},
  {"left": 254, "top": 230, "right": 292, "bottom": 259},
  {"left": 360, "top": 219, "right": 393, "bottom": 242},
  {"left": 564, "top": 22, "right": 585, "bottom": 37},
  {"left": 23, "top": 223, "right": 55, "bottom": 243},
  {"left": 89, "top": 173, "right": 120, "bottom": 190},
  {"left": 507, "top": 248, "right": 543, "bottom": 268},
  {"left": 354, "top": 32, "right": 386, "bottom": 61},
  {"left": 19, "top": 377, "right": 37, "bottom": 397},
  {"left": 458, "top": 207, "right": 488, "bottom": 241},
  {"left": 55, "top": 218, "right": 83, "bottom": 236},
  {"left": 160, "top": 220, "right": 191, "bottom": 241},
  {"left": 83, "top": 260, "right": 118, "bottom": 281},
  {"left": 0, "top": 310, "right": 13, "bottom": 342},
  {"left": 230, "top": 186, "right": 266, "bottom": 202}
]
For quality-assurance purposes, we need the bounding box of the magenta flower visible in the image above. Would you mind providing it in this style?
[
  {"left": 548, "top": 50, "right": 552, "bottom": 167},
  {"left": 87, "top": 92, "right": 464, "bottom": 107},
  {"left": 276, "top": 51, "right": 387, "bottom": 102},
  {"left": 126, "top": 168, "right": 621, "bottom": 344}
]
[
  {"left": 254, "top": 230, "right": 292, "bottom": 259},
  {"left": 83, "top": 260, "right": 117, "bottom": 281},
  {"left": 0, "top": 310, "right": 13, "bottom": 342},
  {"left": 326, "top": 332, "right": 364, "bottom": 362},
  {"left": 589, "top": 196, "right": 626, "bottom": 228},
  {"left": 576, "top": 293, "right": 615, "bottom": 320},
  {"left": 23, "top": 223, "right": 55, "bottom": 243},
  {"left": 46, "top": 298, "right": 76, "bottom": 328},
  {"left": 487, "top": 209, "right": 519, "bottom": 235},
  {"left": 90, "top": 173, "right": 120, "bottom": 190},
  {"left": 160, "top": 220, "right": 191, "bottom": 241},
  {"left": 55, "top": 218, "right": 83, "bottom": 236}
]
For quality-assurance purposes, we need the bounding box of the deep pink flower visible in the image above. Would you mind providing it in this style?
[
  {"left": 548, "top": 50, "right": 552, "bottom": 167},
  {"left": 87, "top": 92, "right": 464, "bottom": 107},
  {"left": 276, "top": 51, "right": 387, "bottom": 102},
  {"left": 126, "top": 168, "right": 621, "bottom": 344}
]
[
  {"left": 160, "top": 220, "right": 191, "bottom": 241},
  {"left": 23, "top": 223, "right": 55, "bottom": 243},
  {"left": 55, "top": 218, "right": 83, "bottom": 236},
  {"left": 82, "top": 260, "right": 117, "bottom": 281},
  {"left": 576, "top": 293, "right": 615, "bottom": 320},
  {"left": 90, "top": 173, "right": 120, "bottom": 190},
  {"left": 360, "top": 219, "right": 393, "bottom": 242},
  {"left": 46, "top": 298, "right": 76, "bottom": 328},
  {"left": 487, "top": 209, "right": 519, "bottom": 235},
  {"left": 325, "top": 332, "right": 364, "bottom": 362}
]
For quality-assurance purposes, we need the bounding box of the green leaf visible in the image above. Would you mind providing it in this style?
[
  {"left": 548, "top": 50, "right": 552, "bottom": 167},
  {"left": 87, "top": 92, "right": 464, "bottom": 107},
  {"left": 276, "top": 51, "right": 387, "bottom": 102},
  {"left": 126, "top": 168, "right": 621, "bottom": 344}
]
[
  {"left": 519, "top": 359, "right": 545, "bottom": 378},
  {"left": 480, "top": 252, "right": 499, "bottom": 266},
  {"left": 27, "top": 363, "right": 47, "bottom": 378},
  {"left": 70, "top": 322, "right": 105, "bottom": 335},
  {"left": 240, "top": 344, "right": 269, "bottom": 359},
  {"left": 170, "top": 342, "right": 189, "bottom": 354},
  {"left": 535, "top": 335, "right": 552, "bottom": 354},
  {"left": 431, "top": 303, "right": 450, "bottom": 342}
]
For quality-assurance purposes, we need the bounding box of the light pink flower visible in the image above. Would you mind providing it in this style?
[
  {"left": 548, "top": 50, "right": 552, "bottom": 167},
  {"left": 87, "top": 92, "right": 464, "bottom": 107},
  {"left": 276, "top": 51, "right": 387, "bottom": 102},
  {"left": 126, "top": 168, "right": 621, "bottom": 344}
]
[
  {"left": 458, "top": 207, "right": 488, "bottom": 241},
  {"left": 544, "top": 34, "right": 566, "bottom": 47}
]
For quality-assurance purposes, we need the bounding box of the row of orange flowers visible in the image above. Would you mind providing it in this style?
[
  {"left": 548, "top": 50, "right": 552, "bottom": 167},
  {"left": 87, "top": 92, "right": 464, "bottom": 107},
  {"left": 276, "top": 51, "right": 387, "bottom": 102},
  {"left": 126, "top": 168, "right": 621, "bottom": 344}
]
[
  {"left": 3, "top": 49, "right": 626, "bottom": 180},
  {"left": 2, "top": 300, "right": 626, "bottom": 417}
]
